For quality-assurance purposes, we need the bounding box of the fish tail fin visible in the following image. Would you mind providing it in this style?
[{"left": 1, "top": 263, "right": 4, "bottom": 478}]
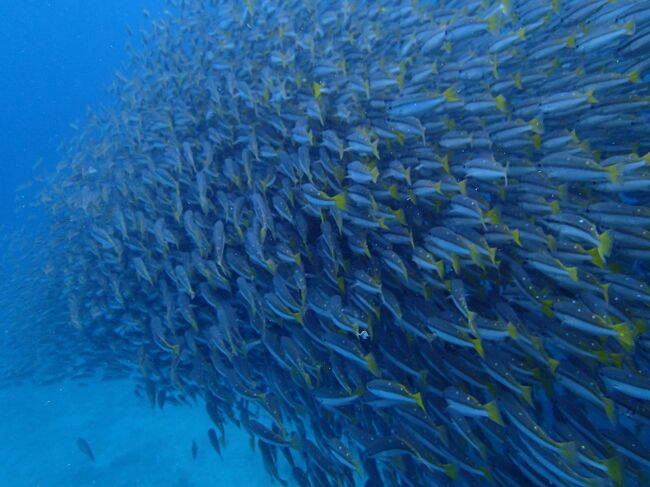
[
  {"left": 566, "top": 266, "right": 578, "bottom": 282},
  {"left": 606, "top": 163, "right": 622, "bottom": 183},
  {"left": 371, "top": 140, "right": 380, "bottom": 159},
  {"left": 629, "top": 70, "right": 640, "bottom": 83},
  {"left": 603, "top": 397, "right": 616, "bottom": 424},
  {"left": 511, "top": 228, "right": 522, "bottom": 246},
  {"left": 594, "top": 350, "right": 611, "bottom": 365},
  {"left": 549, "top": 200, "right": 561, "bottom": 214},
  {"left": 445, "top": 464, "right": 458, "bottom": 480},
  {"left": 530, "top": 117, "right": 543, "bottom": 134},
  {"left": 521, "top": 385, "right": 533, "bottom": 406},
  {"left": 624, "top": 20, "right": 635, "bottom": 35},
  {"left": 467, "top": 310, "right": 477, "bottom": 332},
  {"left": 507, "top": 322, "right": 518, "bottom": 339},
  {"left": 511, "top": 24, "right": 524, "bottom": 40},
  {"left": 604, "top": 457, "right": 623, "bottom": 487},
  {"left": 598, "top": 231, "right": 613, "bottom": 260},
  {"left": 413, "top": 392, "right": 426, "bottom": 413},
  {"left": 435, "top": 260, "right": 445, "bottom": 280},
  {"left": 558, "top": 441, "right": 578, "bottom": 464},
  {"left": 495, "top": 94, "right": 507, "bottom": 112},
  {"left": 443, "top": 86, "right": 460, "bottom": 102},
  {"left": 471, "top": 338, "right": 484, "bottom": 358},
  {"left": 365, "top": 353, "right": 381, "bottom": 377},
  {"left": 313, "top": 81, "right": 321, "bottom": 101},
  {"left": 586, "top": 89, "right": 598, "bottom": 104},
  {"left": 566, "top": 34, "right": 576, "bottom": 48},
  {"left": 487, "top": 13, "right": 501, "bottom": 34},
  {"left": 480, "top": 466, "right": 494, "bottom": 484},
  {"left": 333, "top": 192, "right": 347, "bottom": 210},
  {"left": 489, "top": 247, "right": 497, "bottom": 265},
  {"left": 601, "top": 283, "right": 610, "bottom": 304},
  {"left": 477, "top": 443, "right": 488, "bottom": 461},
  {"left": 423, "top": 284, "right": 433, "bottom": 301},
  {"left": 484, "top": 401, "right": 504, "bottom": 426},
  {"left": 486, "top": 207, "right": 501, "bottom": 224},
  {"left": 587, "top": 248, "right": 605, "bottom": 268},
  {"left": 392, "top": 208, "right": 406, "bottom": 226},
  {"left": 634, "top": 318, "right": 646, "bottom": 333},
  {"left": 541, "top": 299, "right": 555, "bottom": 319},
  {"left": 370, "top": 166, "right": 380, "bottom": 183},
  {"left": 613, "top": 323, "right": 635, "bottom": 351},
  {"left": 451, "top": 254, "right": 460, "bottom": 274},
  {"left": 548, "top": 358, "right": 560, "bottom": 375},
  {"left": 442, "top": 153, "right": 450, "bottom": 173}
]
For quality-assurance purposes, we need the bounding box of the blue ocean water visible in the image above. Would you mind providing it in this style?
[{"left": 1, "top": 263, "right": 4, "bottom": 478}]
[
  {"left": 0, "top": 1, "right": 160, "bottom": 225},
  {"left": 0, "top": 3, "right": 282, "bottom": 486}
]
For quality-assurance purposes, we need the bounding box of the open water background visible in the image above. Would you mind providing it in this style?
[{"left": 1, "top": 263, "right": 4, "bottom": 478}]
[{"left": 0, "top": 3, "right": 280, "bottom": 485}]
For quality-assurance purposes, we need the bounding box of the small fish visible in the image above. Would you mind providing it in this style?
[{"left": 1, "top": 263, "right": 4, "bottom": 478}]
[
  {"left": 600, "top": 367, "right": 650, "bottom": 401},
  {"left": 443, "top": 387, "right": 504, "bottom": 425},
  {"left": 366, "top": 380, "right": 426, "bottom": 412},
  {"left": 77, "top": 437, "right": 95, "bottom": 462},
  {"left": 207, "top": 428, "right": 223, "bottom": 459}
]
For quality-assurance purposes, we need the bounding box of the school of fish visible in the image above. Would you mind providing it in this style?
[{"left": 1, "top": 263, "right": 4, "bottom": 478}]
[{"left": 3, "top": 0, "right": 650, "bottom": 485}]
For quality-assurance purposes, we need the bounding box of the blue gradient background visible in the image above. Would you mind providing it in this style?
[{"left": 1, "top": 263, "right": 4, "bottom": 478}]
[{"left": 0, "top": 1, "right": 162, "bottom": 224}]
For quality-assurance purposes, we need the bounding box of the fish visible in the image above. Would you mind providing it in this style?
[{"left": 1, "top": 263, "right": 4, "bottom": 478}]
[
  {"left": 600, "top": 366, "right": 650, "bottom": 401},
  {"left": 444, "top": 386, "right": 504, "bottom": 425},
  {"left": 77, "top": 437, "right": 95, "bottom": 462},
  {"left": 366, "top": 379, "right": 426, "bottom": 412},
  {"left": 207, "top": 428, "right": 222, "bottom": 459}
]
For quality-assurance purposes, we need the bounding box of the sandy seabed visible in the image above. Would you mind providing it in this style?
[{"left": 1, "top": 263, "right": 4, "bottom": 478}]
[{"left": 0, "top": 379, "right": 288, "bottom": 487}]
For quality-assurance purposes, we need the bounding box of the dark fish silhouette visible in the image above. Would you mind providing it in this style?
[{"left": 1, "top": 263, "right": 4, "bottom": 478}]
[
  {"left": 77, "top": 437, "right": 95, "bottom": 462},
  {"left": 145, "top": 380, "right": 156, "bottom": 408},
  {"left": 157, "top": 389, "right": 167, "bottom": 409},
  {"left": 207, "top": 428, "right": 222, "bottom": 459},
  {"left": 191, "top": 439, "right": 198, "bottom": 460}
]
